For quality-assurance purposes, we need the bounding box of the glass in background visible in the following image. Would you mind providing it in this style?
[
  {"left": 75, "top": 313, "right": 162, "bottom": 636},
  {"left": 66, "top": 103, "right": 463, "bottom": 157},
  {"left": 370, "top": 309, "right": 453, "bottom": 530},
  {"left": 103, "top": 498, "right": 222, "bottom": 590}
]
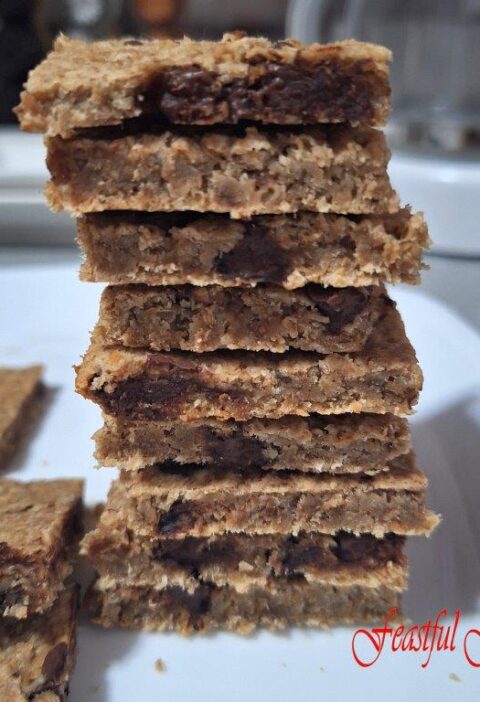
[
  {"left": 287, "top": 0, "right": 480, "bottom": 256},
  {"left": 288, "top": 0, "right": 480, "bottom": 155}
]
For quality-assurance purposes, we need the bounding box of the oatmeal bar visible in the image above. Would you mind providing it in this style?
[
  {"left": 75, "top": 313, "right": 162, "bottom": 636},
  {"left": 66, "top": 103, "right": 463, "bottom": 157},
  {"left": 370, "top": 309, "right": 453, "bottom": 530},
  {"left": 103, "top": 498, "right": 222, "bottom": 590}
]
[
  {"left": 0, "top": 479, "right": 83, "bottom": 619},
  {"left": 75, "top": 303, "right": 422, "bottom": 421},
  {"left": 115, "top": 453, "right": 438, "bottom": 539},
  {"left": 78, "top": 209, "right": 429, "bottom": 289},
  {"left": 95, "top": 283, "right": 386, "bottom": 354},
  {"left": 83, "top": 517, "right": 408, "bottom": 593},
  {"left": 95, "top": 412, "right": 410, "bottom": 475},
  {"left": 16, "top": 34, "right": 391, "bottom": 136},
  {"left": 87, "top": 580, "right": 399, "bottom": 634},
  {"left": 45, "top": 124, "right": 398, "bottom": 218},
  {"left": 0, "top": 366, "right": 44, "bottom": 470},
  {"left": 0, "top": 586, "right": 78, "bottom": 701}
]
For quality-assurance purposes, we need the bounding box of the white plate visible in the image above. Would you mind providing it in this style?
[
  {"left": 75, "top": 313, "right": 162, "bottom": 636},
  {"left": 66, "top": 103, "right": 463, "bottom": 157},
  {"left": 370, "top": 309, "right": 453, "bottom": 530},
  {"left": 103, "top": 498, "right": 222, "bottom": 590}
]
[{"left": 1, "top": 263, "right": 480, "bottom": 701}]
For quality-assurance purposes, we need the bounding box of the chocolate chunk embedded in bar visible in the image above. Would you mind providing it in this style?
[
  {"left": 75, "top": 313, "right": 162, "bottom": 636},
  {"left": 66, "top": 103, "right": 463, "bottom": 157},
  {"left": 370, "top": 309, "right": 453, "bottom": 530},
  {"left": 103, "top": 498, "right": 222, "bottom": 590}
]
[
  {"left": 16, "top": 34, "right": 391, "bottom": 136},
  {"left": 78, "top": 209, "right": 429, "bottom": 289},
  {"left": 0, "top": 586, "right": 78, "bottom": 701},
  {"left": 82, "top": 510, "right": 408, "bottom": 593}
]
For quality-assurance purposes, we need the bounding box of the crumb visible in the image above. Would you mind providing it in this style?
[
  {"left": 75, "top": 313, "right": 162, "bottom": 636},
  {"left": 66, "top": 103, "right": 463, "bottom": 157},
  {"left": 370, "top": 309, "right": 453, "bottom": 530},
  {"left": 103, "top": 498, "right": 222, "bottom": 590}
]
[
  {"left": 449, "top": 673, "right": 461, "bottom": 683},
  {"left": 281, "top": 662, "right": 287, "bottom": 668},
  {"left": 319, "top": 666, "right": 326, "bottom": 673},
  {"left": 155, "top": 658, "right": 166, "bottom": 673},
  {"left": 41, "top": 460, "right": 49, "bottom": 468}
]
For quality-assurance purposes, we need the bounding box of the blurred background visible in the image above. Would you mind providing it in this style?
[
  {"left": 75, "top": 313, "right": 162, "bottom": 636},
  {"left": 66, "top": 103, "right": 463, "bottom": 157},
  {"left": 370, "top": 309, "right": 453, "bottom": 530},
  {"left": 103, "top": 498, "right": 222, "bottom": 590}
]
[{"left": 0, "top": 0, "right": 479, "bottom": 328}]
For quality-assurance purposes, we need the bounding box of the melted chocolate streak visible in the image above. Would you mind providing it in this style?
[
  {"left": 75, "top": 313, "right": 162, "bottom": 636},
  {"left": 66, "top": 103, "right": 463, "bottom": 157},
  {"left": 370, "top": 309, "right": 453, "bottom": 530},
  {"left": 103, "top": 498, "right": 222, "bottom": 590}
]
[
  {"left": 79, "top": 56, "right": 382, "bottom": 142},
  {"left": 150, "top": 532, "right": 404, "bottom": 572},
  {"left": 213, "top": 223, "right": 290, "bottom": 284},
  {"left": 95, "top": 374, "right": 228, "bottom": 421}
]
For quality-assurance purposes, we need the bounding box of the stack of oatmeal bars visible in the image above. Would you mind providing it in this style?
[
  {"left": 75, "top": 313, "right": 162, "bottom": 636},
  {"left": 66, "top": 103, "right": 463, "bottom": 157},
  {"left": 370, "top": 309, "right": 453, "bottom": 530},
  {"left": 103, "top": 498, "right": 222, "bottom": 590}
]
[{"left": 17, "top": 32, "right": 438, "bottom": 633}]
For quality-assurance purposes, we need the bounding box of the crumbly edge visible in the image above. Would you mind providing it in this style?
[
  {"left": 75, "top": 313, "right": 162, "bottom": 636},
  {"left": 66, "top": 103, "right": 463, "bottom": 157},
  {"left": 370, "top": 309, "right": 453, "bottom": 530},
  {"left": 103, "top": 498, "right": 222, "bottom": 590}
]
[
  {"left": 45, "top": 125, "right": 398, "bottom": 218},
  {"left": 93, "top": 412, "right": 411, "bottom": 474},
  {"left": 77, "top": 208, "right": 429, "bottom": 289},
  {"left": 86, "top": 580, "right": 400, "bottom": 634},
  {"left": 75, "top": 303, "right": 423, "bottom": 421},
  {"left": 0, "top": 481, "right": 83, "bottom": 619},
  {"left": 94, "top": 283, "right": 384, "bottom": 354},
  {"left": 0, "top": 586, "right": 78, "bottom": 701},
  {"left": 82, "top": 527, "right": 408, "bottom": 594}
]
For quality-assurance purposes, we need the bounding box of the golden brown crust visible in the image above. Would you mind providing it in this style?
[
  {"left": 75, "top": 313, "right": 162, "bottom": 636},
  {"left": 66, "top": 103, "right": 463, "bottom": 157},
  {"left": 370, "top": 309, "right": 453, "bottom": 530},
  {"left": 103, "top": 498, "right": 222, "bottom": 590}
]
[{"left": 16, "top": 34, "right": 391, "bottom": 136}]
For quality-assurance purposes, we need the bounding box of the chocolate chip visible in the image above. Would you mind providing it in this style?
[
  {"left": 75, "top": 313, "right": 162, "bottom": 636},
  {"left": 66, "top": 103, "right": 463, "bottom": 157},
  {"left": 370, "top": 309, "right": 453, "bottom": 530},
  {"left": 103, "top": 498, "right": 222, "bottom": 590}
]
[
  {"left": 94, "top": 369, "right": 246, "bottom": 421},
  {"left": 95, "top": 376, "right": 196, "bottom": 420},
  {"left": 157, "top": 585, "right": 211, "bottom": 627},
  {"left": 339, "top": 234, "right": 356, "bottom": 251},
  {"left": 0, "top": 585, "right": 24, "bottom": 613},
  {"left": 335, "top": 533, "right": 403, "bottom": 564},
  {"left": 205, "top": 429, "right": 267, "bottom": 468},
  {"left": 158, "top": 500, "right": 194, "bottom": 535},
  {"left": 41, "top": 642, "right": 68, "bottom": 683},
  {"left": 305, "top": 285, "right": 369, "bottom": 334},
  {"left": 123, "top": 58, "right": 382, "bottom": 125},
  {"left": 152, "top": 535, "right": 241, "bottom": 571},
  {"left": 282, "top": 535, "right": 331, "bottom": 574},
  {"left": 214, "top": 223, "right": 289, "bottom": 284}
]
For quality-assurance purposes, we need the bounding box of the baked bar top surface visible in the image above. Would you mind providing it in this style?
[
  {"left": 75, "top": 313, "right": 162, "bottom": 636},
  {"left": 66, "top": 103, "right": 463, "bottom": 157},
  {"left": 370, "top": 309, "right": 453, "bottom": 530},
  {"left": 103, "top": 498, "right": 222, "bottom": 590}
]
[
  {"left": 95, "top": 283, "right": 385, "bottom": 354},
  {"left": 95, "top": 411, "right": 411, "bottom": 474},
  {"left": 16, "top": 33, "right": 390, "bottom": 136},
  {"left": 76, "top": 302, "right": 422, "bottom": 420},
  {"left": 0, "top": 586, "right": 78, "bottom": 702},
  {"left": 0, "top": 479, "right": 83, "bottom": 564},
  {"left": 45, "top": 124, "right": 398, "bottom": 218},
  {"left": 78, "top": 208, "right": 429, "bottom": 289}
]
